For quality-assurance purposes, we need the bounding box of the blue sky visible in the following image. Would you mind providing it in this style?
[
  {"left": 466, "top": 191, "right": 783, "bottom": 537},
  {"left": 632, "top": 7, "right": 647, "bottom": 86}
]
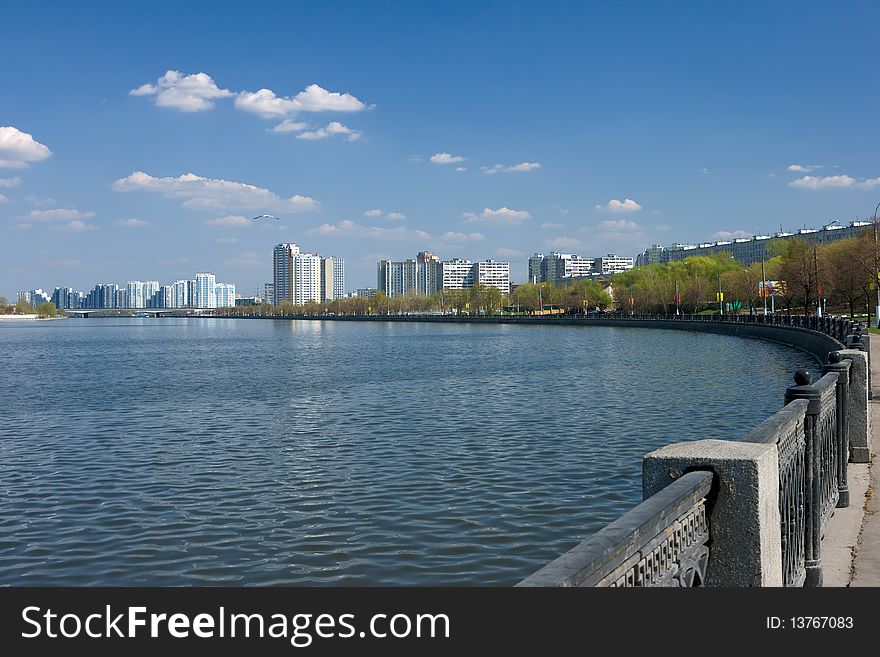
[{"left": 3, "top": 0, "right": 880, "bottom": 297}]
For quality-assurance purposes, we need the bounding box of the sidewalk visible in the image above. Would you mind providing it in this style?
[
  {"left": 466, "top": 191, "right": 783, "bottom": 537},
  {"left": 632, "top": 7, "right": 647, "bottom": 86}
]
[{"left": 849, "top": 338, "right": 880, "bottom": 586}]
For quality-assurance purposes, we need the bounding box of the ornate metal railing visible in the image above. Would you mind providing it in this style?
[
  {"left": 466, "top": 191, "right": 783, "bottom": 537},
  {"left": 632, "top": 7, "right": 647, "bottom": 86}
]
[
  {"left": 784, "top": 369, "right": 841, "bottom": 586},
  {"left": 517, "top": 471, "right": 713, "bottom": 587},
  {"left": 742, "top": 400, "right": 808, "bottom": 587}
]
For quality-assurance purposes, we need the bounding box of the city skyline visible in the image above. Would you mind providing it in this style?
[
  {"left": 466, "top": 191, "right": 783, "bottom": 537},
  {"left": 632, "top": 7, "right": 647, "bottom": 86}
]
[{"left": 4, "top": 2, "right": 880, "bottom": 298}]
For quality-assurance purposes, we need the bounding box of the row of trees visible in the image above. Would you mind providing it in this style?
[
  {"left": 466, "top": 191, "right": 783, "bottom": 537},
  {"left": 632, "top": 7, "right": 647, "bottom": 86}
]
[
  {"left": 214, "top": 279, "right": 614, "bottom": 317},
  {"left": 609, "top": 231, "right": 880, "bottom": 317},
  {"left": 0, "top": 298, "right": 59, "bottom": 317}
]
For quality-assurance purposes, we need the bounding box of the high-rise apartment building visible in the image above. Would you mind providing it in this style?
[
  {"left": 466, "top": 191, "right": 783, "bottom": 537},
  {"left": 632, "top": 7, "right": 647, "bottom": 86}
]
[
  {"left": 273, "top": 243, "right": 343, "bottom": 304},
  {"left": 215, "top": 282, "right": 236, "bottom": 308},
  {"left": 194, "top": 273, "right": 217, "bottom": 308},
  {"left": 273, "top": 242, "right": 300, "bottom": 305}
]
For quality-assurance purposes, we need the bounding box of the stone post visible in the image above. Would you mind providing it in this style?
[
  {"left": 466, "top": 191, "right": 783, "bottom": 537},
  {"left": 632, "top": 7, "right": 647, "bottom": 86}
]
[
  {"left": 839, "top": 348, "right": 870, "bottom": 463},
  {"left": 643, "top": 440, "right": 783, "bottom": 587}
]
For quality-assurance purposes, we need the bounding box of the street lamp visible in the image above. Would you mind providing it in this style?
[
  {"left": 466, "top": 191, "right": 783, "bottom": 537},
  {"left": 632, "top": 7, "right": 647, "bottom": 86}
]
[{"left": 873, "top": 201, "right": 880, "bottom": 328}]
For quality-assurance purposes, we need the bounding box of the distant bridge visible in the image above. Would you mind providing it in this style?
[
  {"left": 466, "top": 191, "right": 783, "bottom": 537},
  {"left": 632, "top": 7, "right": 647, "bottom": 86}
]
[{"left": 63, "top": 308, "right": 214, "bottom": 317}]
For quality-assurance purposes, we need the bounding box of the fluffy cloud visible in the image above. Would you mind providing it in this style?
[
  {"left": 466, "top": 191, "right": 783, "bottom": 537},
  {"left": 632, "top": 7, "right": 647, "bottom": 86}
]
[
  {"left": 0, "top": 127, "right": 52, "bottom": 168},
  {"left": 440, "top": 231, "right": 485, "bottom": 242},
  {"left": 271, "top": 119, "right": 309, "bottom": 133},
  {"left": 112, "top": 171, "right": 319, "bottom": 212},
  {"left": 205, "top": 214, "right": 251, "bottom": 227},
  {"left": 0, "top": 176, "right": 22, "bottom": 187},
  {"left": 364, "top": 209, "right": 405, "bottom": 220},
  {"left": 54, "top": 220, "right": 96, "bottom": 232},
  {"left": 130, "top": 71, "right": 232, "bottom": 112},
  {"left": 430, "top": 152, "right": 465, "bottom": 164},
  {"left": 481, "top": 162, "right": 541, "bottom": 174},
  {"left": 463, "top": 207, "right": 531, "bottom": 225},
  {"left": 297, "top": 121, "right": 361, "bottom": 141},
  {"left": 710, "top": 230, "right": 752, "bottom": 240},
  {"left": 235, "top": 84, "right": 367, "bottom": 118},
  {"left": 308, "top": 219, "right": 430, "bottom": 241},
  {"left": 454, "top": 166, "right": 467, "bottom": 172},
  {"left": 787, "top": 164, "right": 822, "bottom": 172},
  {"left": 29, "top": 208, "right": 95, "bottom": 221},
  {"left": 497, "top": 247, "right": 523, "bottom": 257},
  {"left": 114, "top": 218, "right": 148, "bottom": 227},
  {"left": 788, "top": 174, "right": 880, "bottom": 190},
  {"left": 599, "top": 219, "right": 641, "bottom": 231},
  {"left": 595, "top": 198, "right": 642, "bottom": 213},
  {"left": 545, "top": 236, "right": 583, "bottom": 249}
]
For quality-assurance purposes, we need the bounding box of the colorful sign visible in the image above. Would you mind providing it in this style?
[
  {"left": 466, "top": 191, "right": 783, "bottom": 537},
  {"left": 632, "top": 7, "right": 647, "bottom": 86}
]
[{"left": 759, "top": 280, "right": 785, "bottom": 298}]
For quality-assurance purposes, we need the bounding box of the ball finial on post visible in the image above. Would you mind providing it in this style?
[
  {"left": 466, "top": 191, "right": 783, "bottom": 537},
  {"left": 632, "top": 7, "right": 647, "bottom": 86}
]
[{"left": 794, "top": 369, "right": 812, "bottom": 386}]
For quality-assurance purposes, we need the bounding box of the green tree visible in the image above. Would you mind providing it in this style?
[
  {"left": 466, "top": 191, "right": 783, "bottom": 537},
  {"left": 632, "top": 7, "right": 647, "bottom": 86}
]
[
  {"left": 36, "top": 301, "right": 57, "bottom": 318},
  {"left": 15, "top": 299, "right": 34, "bottom": 315}
]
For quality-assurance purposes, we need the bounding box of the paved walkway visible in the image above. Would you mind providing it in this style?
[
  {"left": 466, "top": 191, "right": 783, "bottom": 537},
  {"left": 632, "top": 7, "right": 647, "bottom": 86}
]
[{"left": 849, "top": 338, "right": 880, "bottom": 585}]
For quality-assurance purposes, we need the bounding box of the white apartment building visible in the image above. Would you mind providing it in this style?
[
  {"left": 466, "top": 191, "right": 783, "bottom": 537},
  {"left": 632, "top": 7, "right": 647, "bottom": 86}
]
[
  {"left": 170, "top": 280, "right": 190, "bottom": 308},
  {"left": 475, "top": 260, "right": 511, "bottom": 292},
  {"left": 441, "top": 259, "right": 475, "bottom": 289},
  {"left": 194, "top": 272, "right": 217, "bottom": 308},
  {"left": 594, "top": 254, "right": 634, "bottom": 275},
  {"left": 291, "top": 252, "right": 323, "bottom": 304},
  {"left": 215, "top": 282, "right": 236, "bottom": 308}
]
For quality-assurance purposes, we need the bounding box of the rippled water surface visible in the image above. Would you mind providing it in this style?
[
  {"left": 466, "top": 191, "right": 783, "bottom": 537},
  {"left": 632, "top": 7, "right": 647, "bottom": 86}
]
[{"left": 0, "top": 318, "right": 816, "bottom": 585}]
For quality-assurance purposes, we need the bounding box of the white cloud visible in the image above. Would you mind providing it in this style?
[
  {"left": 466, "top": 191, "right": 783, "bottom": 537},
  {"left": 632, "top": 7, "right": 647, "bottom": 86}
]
[
  {"left": 386, "top": 211, "right": 406, "bottom": 221},
  {"left": 0, "top": 176, "right": 21, "bottom": 187},
  {"left": 481, "top": 162, "right": 541, "bottom": 174},
  {"left": 54, "top": 220, "right": 96, "bottom": 232},
  {"left": 463, "top": 207, "right": 531, "bottom": 225},
  {"left": 297, "top": 121, "right": 361, "bottom": 141},
  {"left": 205, "top": 214, "right": 251, "bottom": 227},
  {"left": 595, "top": 198, "right": 642, "bottom": 213},
  {"left": 541, "top": 222, "right": 564, "bottom": 229},
  {"left": 788, "top": 174, "right": 880, "bottom": 190},
  {"left": 129, "top": 71, "right": 232, "bottom": 112},
  {"left": 0, "top": 194, "right": 8, "bottom": 203},
  {"left": 787, "top": 164, "right": 822, "bottom": 172},
  {"left": 0, "top": 127, "right": 52, "bottom": 168},
  {"left": 497, "top": 247, "right": 523, "bottom": 257},
  {"left": 430, "top": 152, "right": 465, "bottom": 164},
  {"left": 546, "top": 236, "right": 583, "bottom": 249},
  {"left": 364, "top": 209, "right": 383, "bottom": 217},
  {"left": 114, "top": 218, "right": 148, "bottom": 227},
  {"left": 235, "top": 84, "right": 367, "bottom": 118},
  {"left": 454, "top": 166, "right": 467, "bottom": 172},
  {"left": 112, "top": 171, "right": 319, "bottom": 212},
  {"left": 710, "top": 229, "right": 752, "bottom": 240},
  {"left": 440, "top": 231, "right": 485, "bottom": 242},
  {"left": 507, "top": 161, "right": 541, "bottom": 172},
  {"left": 29, "top": 208, "right": 95, "bottom": 221},
  {"left": 599, "top": 219, "right": 641, "bottom": 231},
  {"left": 308, "top": 219, "right": 430, "bottom": 241},
  {"left": 271, "top": 119, "right": 309, "bottom": 133}
]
